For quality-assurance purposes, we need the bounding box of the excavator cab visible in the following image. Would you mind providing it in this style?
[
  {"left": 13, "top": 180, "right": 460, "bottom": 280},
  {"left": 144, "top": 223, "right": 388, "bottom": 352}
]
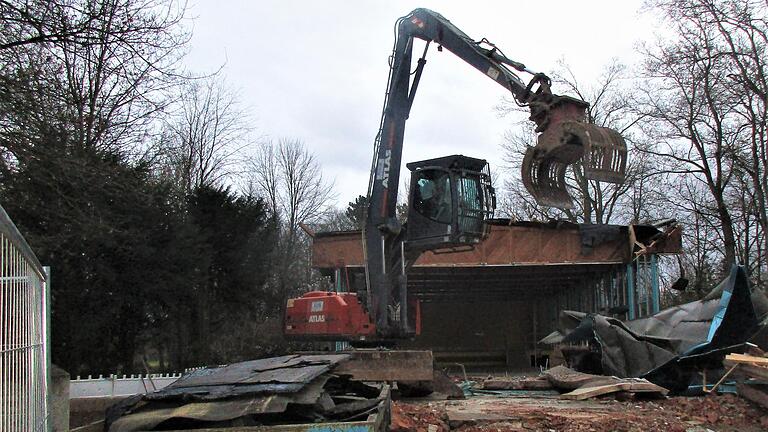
[{"left": 405, "top": 155, "right": 495, "bottom": 250}]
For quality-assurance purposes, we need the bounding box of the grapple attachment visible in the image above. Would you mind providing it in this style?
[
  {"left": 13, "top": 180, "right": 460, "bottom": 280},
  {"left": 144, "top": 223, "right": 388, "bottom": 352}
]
[{"left": 521, "top": 95, "right": 627, "bottom": 209}]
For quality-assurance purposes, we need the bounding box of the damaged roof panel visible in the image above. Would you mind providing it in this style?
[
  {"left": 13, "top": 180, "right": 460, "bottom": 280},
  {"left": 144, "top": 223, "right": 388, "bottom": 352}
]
[
  {"left": 162, "top": 354, "right": 348, "bottom": 390},
  {"left": 106, "top": 354, "right": 391, "bottom": 432},
  {"left": 313, "top": 221, "right": 682, "bottom": 269}
]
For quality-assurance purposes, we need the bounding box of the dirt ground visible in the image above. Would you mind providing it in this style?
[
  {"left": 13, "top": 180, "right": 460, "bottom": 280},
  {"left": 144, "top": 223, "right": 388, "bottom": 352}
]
[{"left": 390, "top": 393, "right": 768, "bottom": 432}]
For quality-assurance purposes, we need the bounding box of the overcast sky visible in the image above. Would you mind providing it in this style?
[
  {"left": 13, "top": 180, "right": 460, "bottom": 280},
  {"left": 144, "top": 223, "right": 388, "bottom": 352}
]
[{"left": 183, "top": 0, "right": 657, "bottom": 208}]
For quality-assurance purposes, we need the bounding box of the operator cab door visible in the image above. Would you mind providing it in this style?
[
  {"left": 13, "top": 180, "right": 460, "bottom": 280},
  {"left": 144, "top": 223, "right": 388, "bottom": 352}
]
[
  {"left": 407, "top": 167, "right": 455, "bottom": 246},
  {"left": 405, "top": 155, "right": 494, "bottom": 250}
]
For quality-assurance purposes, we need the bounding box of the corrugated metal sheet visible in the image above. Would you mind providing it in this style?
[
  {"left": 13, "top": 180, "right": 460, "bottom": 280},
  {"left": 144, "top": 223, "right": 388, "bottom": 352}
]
[
  {"left": 145, "top": 354, "right": 349, "bottom": 400},
  {"left": 106, "top": 354, "right": 393, "bottom": 432}
]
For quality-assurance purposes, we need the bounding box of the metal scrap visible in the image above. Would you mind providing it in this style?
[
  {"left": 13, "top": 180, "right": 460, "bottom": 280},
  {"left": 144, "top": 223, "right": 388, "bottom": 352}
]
[
  {"left": 105, "top": 353, "right": 391, "bottom": 432},
  {"left": 542, "top": 265, "right": 768, "bottom": 392}
]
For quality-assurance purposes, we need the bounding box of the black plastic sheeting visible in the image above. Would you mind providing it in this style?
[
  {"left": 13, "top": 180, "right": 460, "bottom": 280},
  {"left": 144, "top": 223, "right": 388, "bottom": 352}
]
[{"left": 543, "top": 265, "right": 767, "bottom": 392}]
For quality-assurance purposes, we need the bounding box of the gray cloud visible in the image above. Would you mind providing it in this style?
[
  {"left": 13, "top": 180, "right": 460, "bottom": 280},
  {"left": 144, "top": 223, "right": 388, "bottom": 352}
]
[{"left": 184, "top": 0, "right": 649, "bottom": 206}]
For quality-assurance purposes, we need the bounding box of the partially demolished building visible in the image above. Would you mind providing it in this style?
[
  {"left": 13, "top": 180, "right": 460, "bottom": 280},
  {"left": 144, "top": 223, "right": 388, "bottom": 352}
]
[{"left": 309, "top": 220, "right": 683, "bottom": 369}]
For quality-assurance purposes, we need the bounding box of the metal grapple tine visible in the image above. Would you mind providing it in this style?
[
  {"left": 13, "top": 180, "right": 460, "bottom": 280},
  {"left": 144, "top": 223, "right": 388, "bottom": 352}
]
[
  {"left": 521, "top": 95, "right": 628, "bottom": 210},
  {"left": 522, "top": 147, "right": 574, "bottom": 210},
  {"left": 565, "top": 122, "right": 627, "bottom": 184}
]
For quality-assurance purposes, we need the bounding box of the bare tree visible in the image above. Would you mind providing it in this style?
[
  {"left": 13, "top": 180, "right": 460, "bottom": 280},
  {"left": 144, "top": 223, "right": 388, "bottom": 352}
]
[
  {"left": 248, "top": 138, "right": 335, "bottom": 296},
  {"left": 0, "top": 0, "right": 190, "bottom": 162},
  {"left": 693, "top": 0, "right": 768, "bottom": 285},
  {"left": 277, "top": 140, "right": 336, "bottom": 234},
  {"left": 0, "top": 0, "right": 186, "bottom": 51},
  {"left": 161, "top": 77, "right": 251, "bottom": 192},
  {"left": 638, "top": 0, "right": 768, "bottom": 280}
]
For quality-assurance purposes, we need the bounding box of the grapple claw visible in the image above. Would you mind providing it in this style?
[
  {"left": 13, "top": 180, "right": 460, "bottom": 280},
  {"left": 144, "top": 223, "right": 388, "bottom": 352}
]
[
  {"left": 522, "top": 146, "right": 574, "bottom": 209},
  {"left": 521, "top": 95, "right": 628, "bottom": 209},
  {"left": 569, "top": 122, "right": 627, "bottom": 183}
]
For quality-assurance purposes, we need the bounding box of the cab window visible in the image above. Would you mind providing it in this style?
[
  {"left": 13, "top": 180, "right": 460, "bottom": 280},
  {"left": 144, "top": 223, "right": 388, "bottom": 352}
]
[{"left": 413, "top": 170, "right": 452, "bottom": 224}]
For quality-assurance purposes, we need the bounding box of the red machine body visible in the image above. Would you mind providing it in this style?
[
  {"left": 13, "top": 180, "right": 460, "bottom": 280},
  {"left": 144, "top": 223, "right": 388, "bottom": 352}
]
[{"left": 284, "top": 291, "right": 420, "bottom": 341}]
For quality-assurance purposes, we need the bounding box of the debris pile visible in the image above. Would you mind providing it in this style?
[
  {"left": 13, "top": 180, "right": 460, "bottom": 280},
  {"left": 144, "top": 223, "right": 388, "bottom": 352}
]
[
  {"left": 105, "top": 354, "right": 390, "bottom": 431},
  {"left": 723, "top": 351, "right": 768, "bottom": 409},
  {"left": 391, "top": 401, "right": 448, "bottom": 432},
  {"left": 543, "top": 365, "right": 668, "bottom": 400},
  {"left": 542, "top": 265, "right": 768, "bottom": 392},
  {"left": 399, "top": 369, "right": 466, "bottom": 399}
]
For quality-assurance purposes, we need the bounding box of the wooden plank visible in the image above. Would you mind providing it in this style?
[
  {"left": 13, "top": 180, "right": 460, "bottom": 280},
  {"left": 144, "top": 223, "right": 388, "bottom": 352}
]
[
  {"left": 544, "top": 365, "right": 604, "bottom": 390},
  {"left": 725, "top": 353, "right": 768, "bottom": 365},
  {"left": 560, "top": 380, "right": 668, "bottom": 401},
  {"left": 561, "top": 383, "right": 628, "bottom": 400},
  {"left": 626, "top": 381, "right": 669, "bottom": 396},
  {"left": 736, "top": 383, "right": 768, "bottom": 410},
  {"left": 723, "top": 361, "right": 768, "bottom": 381},
  {"left": 483, "top": 376, "right": 553, "bottom": 390}
]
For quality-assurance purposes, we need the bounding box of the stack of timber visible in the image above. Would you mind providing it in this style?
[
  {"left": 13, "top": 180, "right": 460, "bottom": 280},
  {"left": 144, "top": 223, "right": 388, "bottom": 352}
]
[
  {"left": 544, "top": 365, "right": 669, "bottom": 401},
  {"left": 724, "top": 352, "right": 768, "bottom": 410}
]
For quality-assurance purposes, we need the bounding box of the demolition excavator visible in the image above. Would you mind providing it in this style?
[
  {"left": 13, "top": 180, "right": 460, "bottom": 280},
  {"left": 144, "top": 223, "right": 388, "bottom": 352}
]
[{"left": 285, "top": 9, "right": 627, "bottom": 342}]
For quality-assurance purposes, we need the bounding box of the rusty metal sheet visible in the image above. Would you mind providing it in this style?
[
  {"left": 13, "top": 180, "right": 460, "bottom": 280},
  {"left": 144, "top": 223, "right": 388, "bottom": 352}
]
[
  {"left": 109, "top": 395, "right": 291, "bottom": 432},
  {"left": 109, "top": 382, "right": 392, "bottom": 432},
  {"left": 165, "top": 354, "right": 348, "bottom": 389},
  {"left": 110, "top": 376, "right": 334, "bottom": 432},
  {"left": 313, "top": 223, "right": 630, "bottom": 269}
]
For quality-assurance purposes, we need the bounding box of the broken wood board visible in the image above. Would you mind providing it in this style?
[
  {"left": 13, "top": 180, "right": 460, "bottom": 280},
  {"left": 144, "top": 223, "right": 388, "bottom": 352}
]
[
  {"left": 736, "top": 383, "right": 768, "bottom": 410},
  {"left": 561, "top": 380, "right": 668, "bottom": 401},
  {"left": 333, "top": 350, "right": 434, "bottom": 382},
  {"left": 725, "top": 353, "right": 768, "bottom": 365},
  {"left": 723, "top": 361, "right": 768, "bottom": 381},
  {"left": 543, "top": 365, "right": 615, "bottom": 390},
  {"left": 482, "top": 376, "right": 553, "bottom": 390}
]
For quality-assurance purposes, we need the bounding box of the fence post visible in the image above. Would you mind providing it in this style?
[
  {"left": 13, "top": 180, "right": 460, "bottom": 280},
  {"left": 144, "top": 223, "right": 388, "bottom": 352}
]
[{"left": 44, "top": 266, "right": 52, "bottom": 432}]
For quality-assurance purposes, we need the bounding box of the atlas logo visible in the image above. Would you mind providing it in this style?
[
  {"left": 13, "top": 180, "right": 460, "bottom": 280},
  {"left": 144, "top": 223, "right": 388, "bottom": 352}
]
[
  {"left": 308, "top": 314, "right": 326, "bottom": 323},
  {"left": 377, "top": 150, "right": 392, "bottom": 188},
  {"left": 388, "top": 303, "right": 401, "bottom": 322}
]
